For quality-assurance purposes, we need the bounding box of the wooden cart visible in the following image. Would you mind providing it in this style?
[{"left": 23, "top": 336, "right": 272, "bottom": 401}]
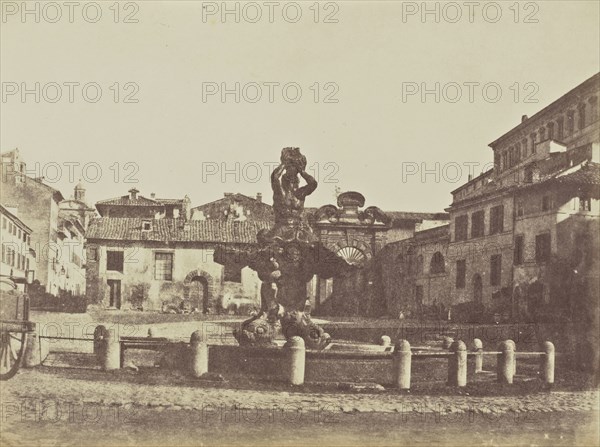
[{"left": 0, "top": 276, "right": 35, "bottom": 380}]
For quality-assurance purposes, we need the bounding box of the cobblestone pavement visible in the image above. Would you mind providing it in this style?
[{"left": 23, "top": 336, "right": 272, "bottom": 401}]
[
  {"left": 2, "top": 369, "right": 598, "bottom": 415},
  {"left": 1, "top": 369, "right": 598, "bottom": 446}
]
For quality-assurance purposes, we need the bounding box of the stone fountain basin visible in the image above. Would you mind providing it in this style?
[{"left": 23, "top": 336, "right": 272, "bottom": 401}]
[{"left": 207, "top": 341, "right": 448, "bottom": 384}]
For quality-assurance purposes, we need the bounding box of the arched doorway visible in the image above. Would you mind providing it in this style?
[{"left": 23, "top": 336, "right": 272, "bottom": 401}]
[
  {"left": 472, "top": 274, "right": 483, "bottom": 303},
  {"left": 189, "top": 276, "right": 209, "bottom": 314},
  {"left": 183, "top": 270, "right": 214, "bottom": 314}
]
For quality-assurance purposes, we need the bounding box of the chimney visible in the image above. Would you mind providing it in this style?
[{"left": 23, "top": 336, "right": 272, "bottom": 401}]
[
  {"left": 468, "top": 174, "right": 473, "bottom": 181},
  {"left": 256, "top": 193, "right": 262, "bottom": 203},
  {"left": 224, "top": 192, "right": 233, "bottom": 197},
  {"left": 521, "top": 115, "right": 528, "bottom": 123},
  {"left": 150, "top": 193, "right": 156, "bottom": 199},
  {"left": 129, "top": 188, "right": 139, "bottom": 200}
]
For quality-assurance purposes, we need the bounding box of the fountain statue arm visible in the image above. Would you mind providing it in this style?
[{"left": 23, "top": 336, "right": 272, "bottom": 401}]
[
  {"left": 271, "top": 163, "right": 286, "bottom": 200},
  {"left": 296, "top": 169, "right": 317, "bottom": 200}
]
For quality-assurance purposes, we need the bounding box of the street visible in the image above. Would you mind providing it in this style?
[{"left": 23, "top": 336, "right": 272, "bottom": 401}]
[{"left": 1, "top": 368, "right": 598, "bottom": 446}]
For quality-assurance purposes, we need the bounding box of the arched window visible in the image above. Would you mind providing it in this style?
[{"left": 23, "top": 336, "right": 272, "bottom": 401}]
[{"left": 430, "top": 252, "right": 445, "bottom": 274}]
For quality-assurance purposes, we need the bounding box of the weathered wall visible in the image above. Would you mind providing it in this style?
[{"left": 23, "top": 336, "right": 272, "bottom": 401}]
[{"left": 85, "top": 241, "right": 261, "bottom": 312}]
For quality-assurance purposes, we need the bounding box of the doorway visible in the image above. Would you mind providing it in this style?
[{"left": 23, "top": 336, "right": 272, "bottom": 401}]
[
  {"left": 107, "top": 280, "right": 121, "bottom": 309},
  {"left": 189, "top": 276, "right": 209, "bottom": 313}
]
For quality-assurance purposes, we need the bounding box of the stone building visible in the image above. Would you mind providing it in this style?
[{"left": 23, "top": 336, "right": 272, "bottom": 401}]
[
  {"left": 96, "top": 188, "right": 191, "bottom": 219},
  {"left": 87, "top": 188, "right": 270, "bottom": 311},
  {"left": 308, "top": 191, "right": 449, "bottom": 316},
  {"left": 1, "top": 149, "right": 87, "bottom": 296},
  {"left": 85, "top": 217, "right": 270, "bottom": 312},
  {"left": 378, "top": 72, "right": 600, "bottom": 322},
  {"left": 191, "top": 192, "right": 273, "bottom": 221},
  {"left": 0, "top": 204, "right": 35, "bottom": 292}
]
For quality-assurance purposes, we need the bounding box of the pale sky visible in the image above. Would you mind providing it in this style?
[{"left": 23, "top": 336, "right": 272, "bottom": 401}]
[{"left": 1, "top": 1, "right": 599, "bottom": 212}]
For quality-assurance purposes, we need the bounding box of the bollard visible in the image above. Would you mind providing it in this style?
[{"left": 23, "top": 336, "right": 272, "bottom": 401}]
[
  {"left": 380, "top": 335, "right": 391, "bottom": 347},
  {"left": 472, "top": 338, "right": 483, "bottom": 373},
  {"left": 190, "top": 330, "right": 209, "bottom": 378},
  {"left": 284, "top": 336, "right": 306, "bottom": 386},
  {"left": 497, "top": 340, "right": 515, "bottom": 384},
  {"left": 93, "top": 325, "right": 107, "bottom": 359},
  {"left": 448, "top": 340, "right": 467, "bottom": 387},
  {"left": 507, "top": 339, "right": 517, "bottom": 376},
  {"left": 148, "top": 328, "right": 156, "bottom": 337},
  {"left": 541, "top": 341, "right": 555, "bottom": 385},
  {"left": 99, "top": 326, "right": 120, "bottom": 371},
  {"left": 23, "top": 323, "right": 49, "bottom": 368},
  {"left": 393, "top": 339, "right": 411, "bottom": 390}
]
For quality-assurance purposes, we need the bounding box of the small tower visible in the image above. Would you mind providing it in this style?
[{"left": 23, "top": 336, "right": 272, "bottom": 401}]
[{"left": 74, "top": 179, "right": 86, "bottom": 203}]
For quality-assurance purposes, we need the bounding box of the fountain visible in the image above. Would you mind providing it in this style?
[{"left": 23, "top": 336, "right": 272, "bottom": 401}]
[{"left": 215, "top": 147, "right": 354, "bottom": 350}]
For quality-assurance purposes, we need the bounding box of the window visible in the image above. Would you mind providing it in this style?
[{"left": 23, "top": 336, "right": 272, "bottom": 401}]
[
  {"left": 539, "top": 127, "right": 545, "bottom": 142},
  {"left": 430, "top": 252, "right": 445, "bottom": 274},
  {"left": 154, "top": 252, "right": 173, "bottom": 280},
  {"left": 567, "top": 111, "right": 575, "bottom": 134},
  {"left": 530, "top": 133, "right": 536, "bottom": 154},
  {"left": 547, "top": 122, "right": 554, "bottom": 140},
  {"left": 579, "top": 196, "right": 592, "bottom": 212},
  {"left": 489, "top": 205, "right": 504, "bottom": 235},
  {"left": 521, "top": 139, "right": 528, "bottom": 158},
  {"left": 88, "top": 247, "right": 98, "bottom": 262},
  {"left": 106, "top": 251, "right": 124, "bottom": 272},
  {"left": 455, "top": 215, "right": 468, "bottom": 241},
  {"left": 578, "top": 104, "right": 586, "bottom": 130},
  {"left": 542, "top": 195, "right": 552, "bottom": 212},
  {"left": 142, "top": 220, "right": 152, "bottom": 231},
  {"left": 224, "top": 263, "right": 242, "bottom": 283},
  {"left": 514, "top": 235, "right": 524, "bottom": 265},
  {"left": 456, "top": 260, "right": 466, "bottom": 289},
  {"left": 2, "top": 217, "right": 6, "bottom": 230},
  {"left": 557, "top": 117, "right": 564, "bottom": 140},
  {"left": 535, "top": 233, "right": 551, "bottom": 263},
  {"left": 516, "top": 200, "right": 524, "bottom": 217},
  {"left": 471, "top": 210, "right": 485, "bottom": 238},
  {"left": 490, "top": 254, "right": 502, "bottom": 286}
]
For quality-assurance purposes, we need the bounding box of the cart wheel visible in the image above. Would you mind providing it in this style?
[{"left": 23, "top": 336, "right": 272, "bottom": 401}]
[{"left": 0, "top": 331, "right": 27, "bottom": 380}]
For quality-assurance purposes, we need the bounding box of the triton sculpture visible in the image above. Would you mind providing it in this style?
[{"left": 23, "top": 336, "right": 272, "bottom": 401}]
[{"left": 215, "top": 147, "right": 353, "bottom": 349}]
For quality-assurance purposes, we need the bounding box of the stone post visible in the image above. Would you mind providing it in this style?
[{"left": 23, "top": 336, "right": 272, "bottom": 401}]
[
  {"left": 97, "top": 325, "right": 120, "bottom": 371},
  {"left": 472, "top": 338, "right": 483, "bottom": 374},
  {"left": 190, "top": 330, "right": 209, "bottom": 378},
  {"left": 448, "top": 340, "right": 467, "bottom": 387},
  {"left": 23, "top": 323, "right": 49, "bottom": 368},
  {"left": 507, "top": 339, "right": 517, "bottom": 376},
  {"left": 541, "top": 341, "right": 555, "bottom": 385},
  {"left": 284, "top": 336, "right": 305, "bottom": 386},
  {"left": 497, "top": 340, "right": 515, "bottom": 384},
  {"left": 393, "top": 339, "right": 411, "bottom": 390},
  {"left": 380, "top": 335, "right": 391, "bottom": 347},
  {"left": 93, "top": 325, "right": 107, "bottom": 359}
]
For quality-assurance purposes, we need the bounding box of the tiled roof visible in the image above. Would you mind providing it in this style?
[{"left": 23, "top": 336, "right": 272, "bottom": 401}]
[
  {"left": 192, "top": 193, "right": 272, "bottom": 210},
  {"left": 156, "top": 198, "right": 184, "bottom": 205},
  {"left": 96, "top": 195, "right": 162, "bottom": 206},
  {"left": 86, "top": 218, "right": 273, "bottom": 243},
  {"left": 552, "top": 161, "right": 600, "bottom": 186},
  {"left": 386, "top": 211, "right": 450, "bottom": 222}
]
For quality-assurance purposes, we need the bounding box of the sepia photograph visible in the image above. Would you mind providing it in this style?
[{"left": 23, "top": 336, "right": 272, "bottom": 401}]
[{"left": 1, "top": 1, "right": 599, "bottom": 446}]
